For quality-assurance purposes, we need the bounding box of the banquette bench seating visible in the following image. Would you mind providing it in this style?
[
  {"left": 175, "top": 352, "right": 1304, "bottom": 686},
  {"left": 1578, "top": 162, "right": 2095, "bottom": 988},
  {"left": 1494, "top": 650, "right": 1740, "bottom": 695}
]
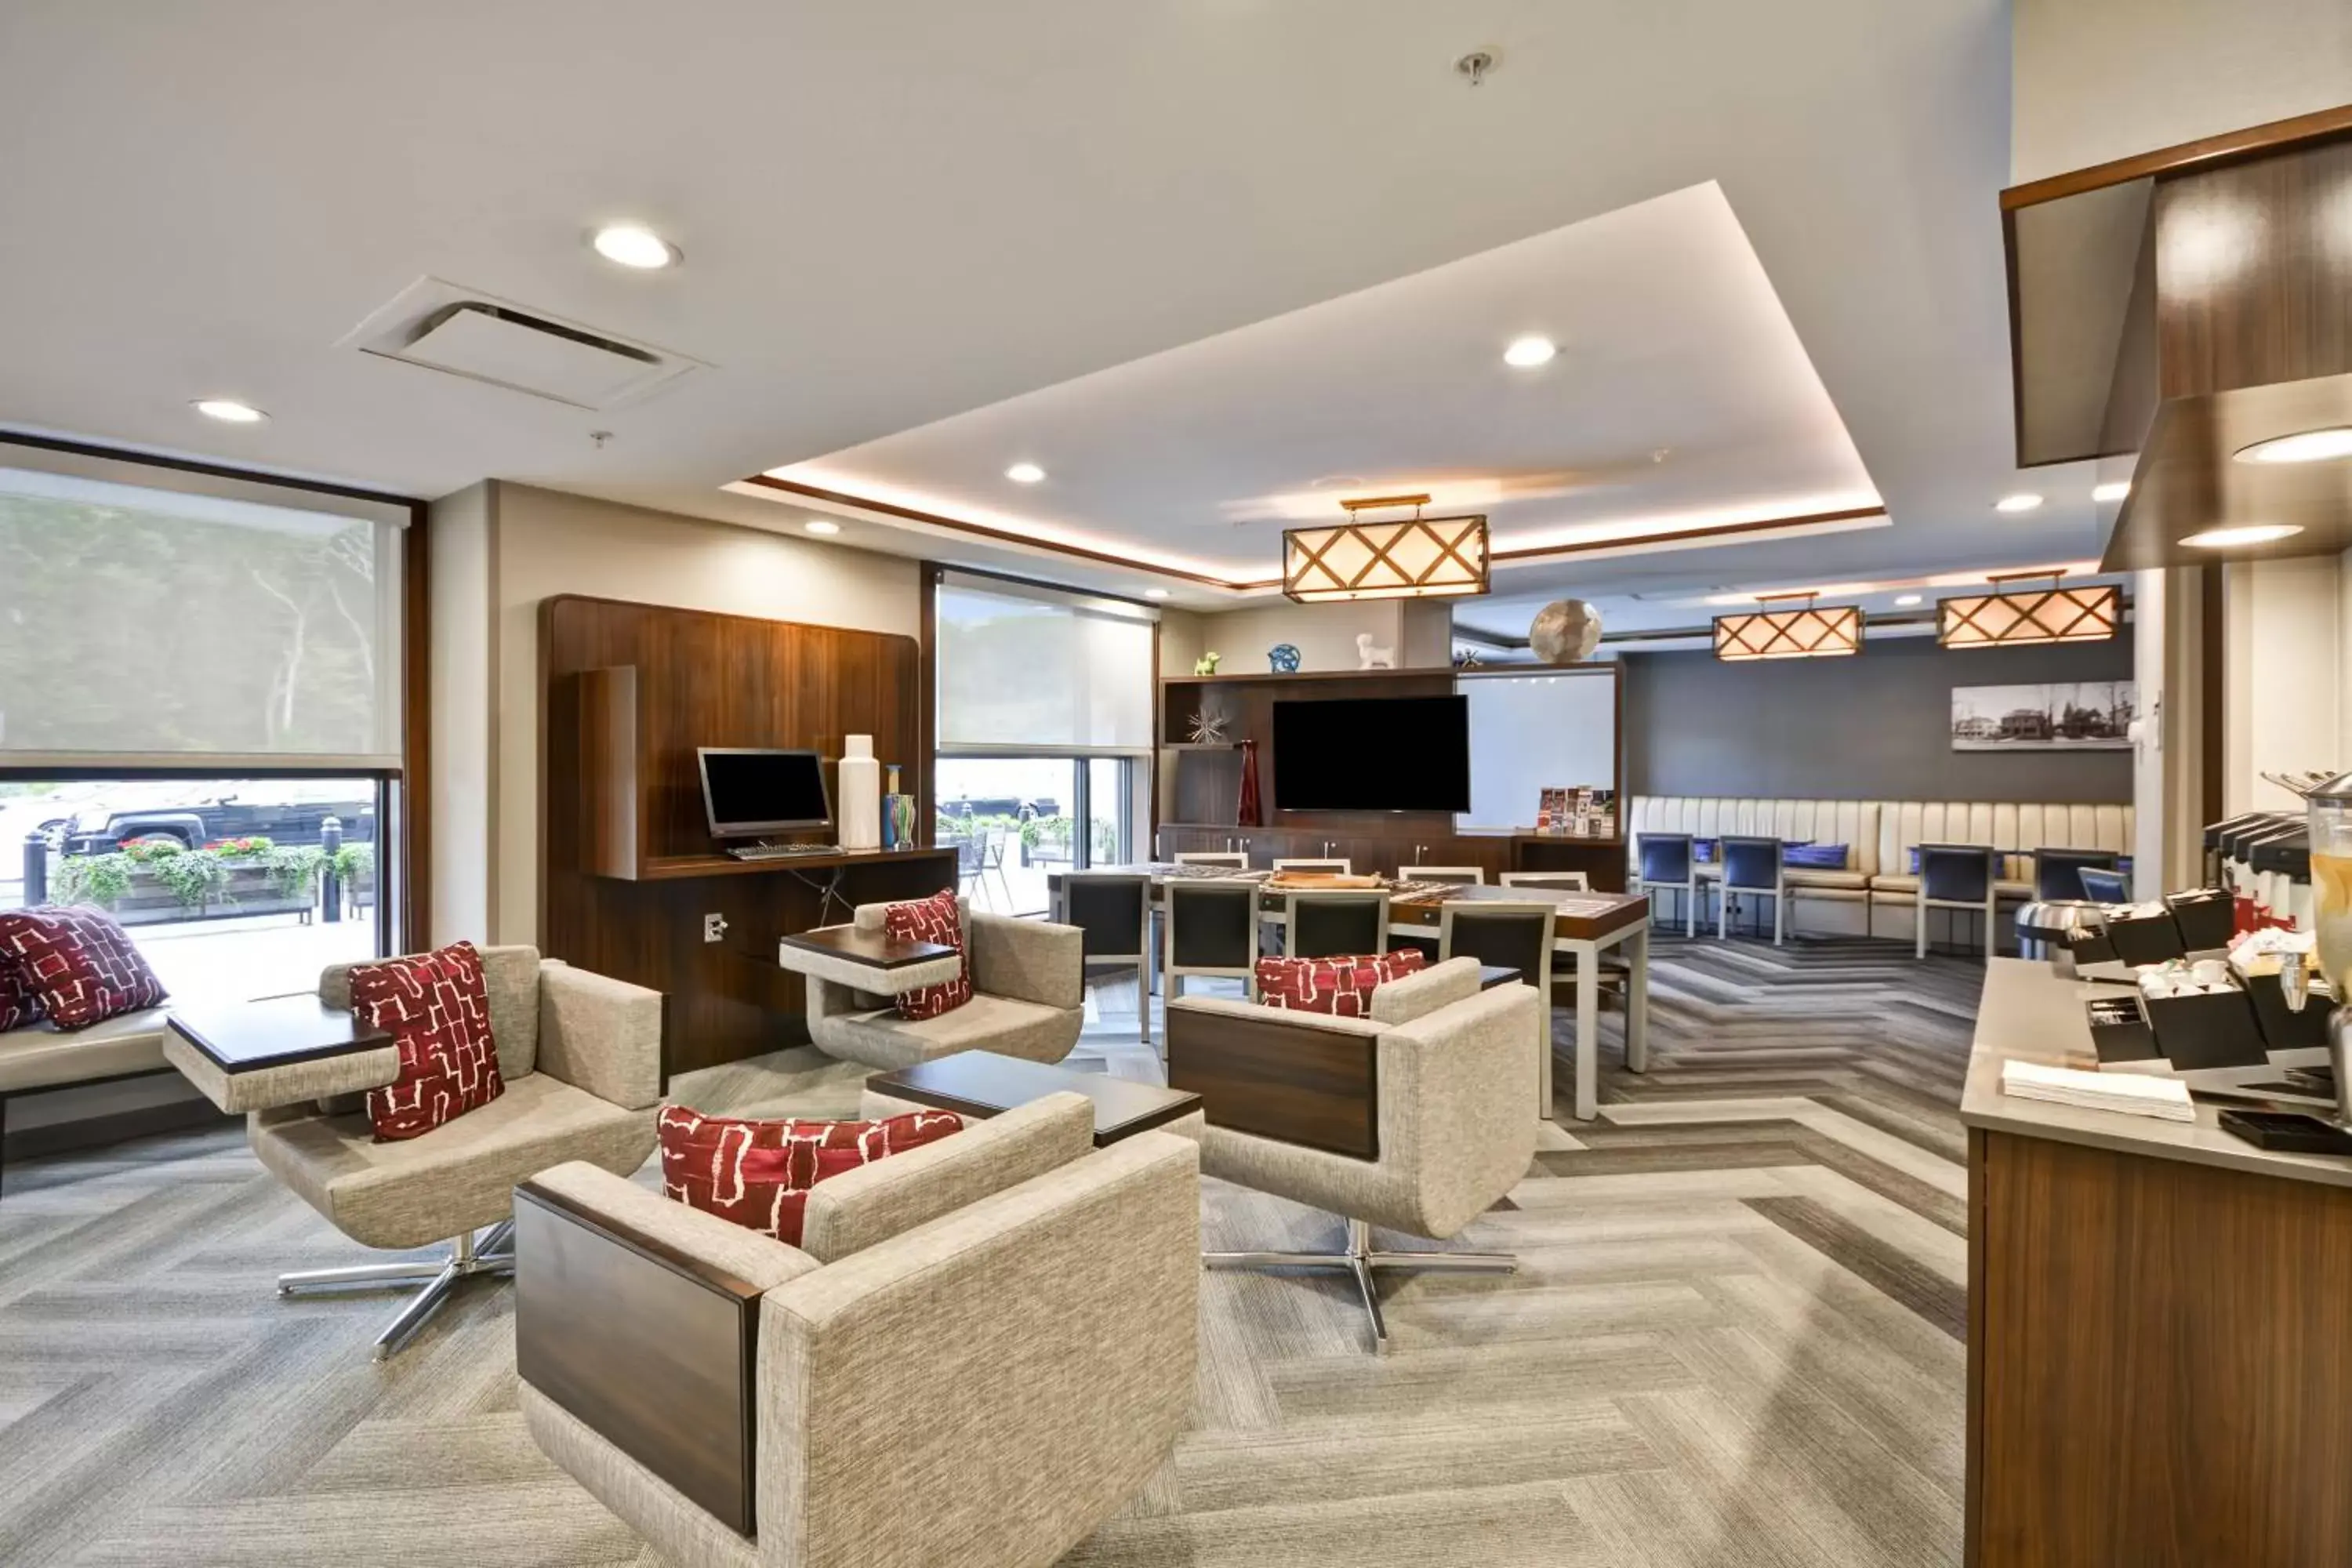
[{"left": 1625, "top": 797, "right": 2136, "bottom": 945}]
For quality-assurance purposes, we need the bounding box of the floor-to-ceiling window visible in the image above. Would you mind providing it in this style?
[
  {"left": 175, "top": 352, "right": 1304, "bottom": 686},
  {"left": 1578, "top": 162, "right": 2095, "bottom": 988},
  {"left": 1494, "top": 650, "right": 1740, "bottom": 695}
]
[
  {"left": 0, "top": 441, "right": 415, "bottom": 1000},
  {"left": 933, "top": 572, "right": 1154, "bottom": 916}
]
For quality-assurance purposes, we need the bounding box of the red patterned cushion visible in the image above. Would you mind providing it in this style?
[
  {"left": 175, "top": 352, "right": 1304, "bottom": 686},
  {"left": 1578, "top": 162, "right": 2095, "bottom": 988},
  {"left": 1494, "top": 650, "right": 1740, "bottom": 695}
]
[
  {"left": 1, "top": 949, "right": 45, "bottom": 1033},
  {"left": 0, "top": 906, "right": 168, "bottom": 1030},
  {"left": 657, "top": 1105, "right": 965, "bottom": 1244},
  {"left": 349, "top": 942, "right": 505, "bottom": 1142},
  {"left": 882, "top": 889, "right": 971, "bottom": 1020},
  {"left": 1254, "top": 949, "right": 1429, "bottom": 1018}
]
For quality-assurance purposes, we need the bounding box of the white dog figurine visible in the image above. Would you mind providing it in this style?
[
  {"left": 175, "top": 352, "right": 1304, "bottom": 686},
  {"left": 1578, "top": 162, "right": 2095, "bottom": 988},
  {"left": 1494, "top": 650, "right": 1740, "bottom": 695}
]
[{"left": 1356, "top": 633, "right": 1395, "bottom": 670}]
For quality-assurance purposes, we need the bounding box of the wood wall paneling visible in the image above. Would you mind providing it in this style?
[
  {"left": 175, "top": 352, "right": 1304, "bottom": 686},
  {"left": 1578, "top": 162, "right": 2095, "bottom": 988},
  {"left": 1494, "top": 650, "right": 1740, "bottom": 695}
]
[
  {"left": 1970, "top": 1129, "right": 2352, "bottom": 1564},
  {"left": 2154, "top": 136, "right": 2352, "bottom": 399},
  {"left": 541, "top": 595, "right": 950, "bottom": 1074}
]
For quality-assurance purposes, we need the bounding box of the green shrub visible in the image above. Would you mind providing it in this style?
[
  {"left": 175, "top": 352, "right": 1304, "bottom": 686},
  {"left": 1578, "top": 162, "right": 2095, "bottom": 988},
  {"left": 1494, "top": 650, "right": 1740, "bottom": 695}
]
[{"left": 54, "top": 852, "right": 134, "bottom": 908}]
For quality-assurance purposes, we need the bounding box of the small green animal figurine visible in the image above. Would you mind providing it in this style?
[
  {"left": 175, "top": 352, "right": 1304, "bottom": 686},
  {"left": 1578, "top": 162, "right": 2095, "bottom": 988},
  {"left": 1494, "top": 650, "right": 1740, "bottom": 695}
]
[{"left": 1194, "top": 652, "right": 1221, "bottom": 676}]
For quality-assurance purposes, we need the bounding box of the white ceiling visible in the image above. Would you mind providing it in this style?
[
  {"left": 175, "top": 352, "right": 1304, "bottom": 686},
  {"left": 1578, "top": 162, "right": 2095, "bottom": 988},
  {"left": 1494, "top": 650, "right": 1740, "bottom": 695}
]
[
  {"left": 753, "top": 181, "right": 1882, "bottom": 580},
  {"left": 0, "top": 0, "right": 2103, "bottom": 611}
]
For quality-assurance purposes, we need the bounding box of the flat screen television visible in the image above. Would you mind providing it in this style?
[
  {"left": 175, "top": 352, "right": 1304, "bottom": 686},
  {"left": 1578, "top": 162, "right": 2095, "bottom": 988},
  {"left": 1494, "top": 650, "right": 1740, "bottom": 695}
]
[
  {"left": 1272, "top": 696, "right": 1470, "bottom": 812},
  {"left": 697, "top": 748, "right": 833, "bottom": 837}
]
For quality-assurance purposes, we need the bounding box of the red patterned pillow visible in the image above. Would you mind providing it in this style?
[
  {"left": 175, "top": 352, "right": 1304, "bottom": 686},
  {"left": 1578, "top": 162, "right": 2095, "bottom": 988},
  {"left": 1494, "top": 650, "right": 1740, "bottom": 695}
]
[
  {"left": 1254, "top": 949, "right": 1429, "bottom": 1018},
  {"left": 348, "top": 942, "right": 505, "bottom": 1142},
  {"left": 0, "top": 906, "right": 168, "bottom": 1030},
  {"left": 882, "top": 889, "right": 971, "bottom": 1020},
  {"left": 1, "top": 950, "right": 45, "bottom": 1033},
  {"left": 657, "top": 1105, "right": 964, "bottom": 1245}
]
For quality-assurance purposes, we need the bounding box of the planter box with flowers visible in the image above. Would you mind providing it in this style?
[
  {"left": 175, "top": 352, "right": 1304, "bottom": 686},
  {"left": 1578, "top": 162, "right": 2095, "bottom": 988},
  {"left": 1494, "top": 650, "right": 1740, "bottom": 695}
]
[{"left": 53, "top": 837, "right": 326, "bottom": 927}]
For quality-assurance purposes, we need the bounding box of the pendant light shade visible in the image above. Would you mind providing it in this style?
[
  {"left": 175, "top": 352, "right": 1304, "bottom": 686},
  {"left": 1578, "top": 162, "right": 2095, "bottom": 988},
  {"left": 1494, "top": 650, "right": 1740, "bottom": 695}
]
[
  {"left": 1283, "top": 494, "right": 1490, "bottom": 603},
  {"left": 1712, "top": 596, "right": 1862, "bottom": 660},
  {"left": 1938, "top": 579, "right": 2118, "bottom": 648}
]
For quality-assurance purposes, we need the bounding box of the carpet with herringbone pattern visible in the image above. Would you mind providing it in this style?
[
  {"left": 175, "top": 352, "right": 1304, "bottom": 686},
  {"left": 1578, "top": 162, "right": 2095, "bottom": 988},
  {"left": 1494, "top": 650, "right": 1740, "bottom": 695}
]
[{"left": 0, "top": 936, "right": 1975, "bottom": 1566}]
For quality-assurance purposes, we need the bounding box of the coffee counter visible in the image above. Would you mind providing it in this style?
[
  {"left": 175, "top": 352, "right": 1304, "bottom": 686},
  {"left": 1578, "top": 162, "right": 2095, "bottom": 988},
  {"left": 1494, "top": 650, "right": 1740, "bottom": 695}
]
[
  {"left": 1959, "top": 957, "right": 2352, "bottom": 1189},
  {"left": 1962, "top": 958, "right": 2352, "bottom": 1566}
]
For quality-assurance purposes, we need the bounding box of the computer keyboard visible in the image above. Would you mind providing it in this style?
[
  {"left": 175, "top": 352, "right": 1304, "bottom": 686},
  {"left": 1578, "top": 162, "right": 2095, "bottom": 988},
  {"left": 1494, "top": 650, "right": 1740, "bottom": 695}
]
[{"left": 724, "top": 843, "right": 844, "bottom": 861}]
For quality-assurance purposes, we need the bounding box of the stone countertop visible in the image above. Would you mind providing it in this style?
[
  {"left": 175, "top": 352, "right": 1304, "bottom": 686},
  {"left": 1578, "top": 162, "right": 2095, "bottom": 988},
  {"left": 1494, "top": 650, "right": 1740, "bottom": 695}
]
[{"left": 1960, "top": 957, "right": 2352, "bottom": 1190}]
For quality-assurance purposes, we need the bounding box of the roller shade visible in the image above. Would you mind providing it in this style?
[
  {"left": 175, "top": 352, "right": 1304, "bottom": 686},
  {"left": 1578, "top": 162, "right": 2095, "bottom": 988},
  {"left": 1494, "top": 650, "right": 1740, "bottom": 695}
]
[
  {"left": 0, "top": 448, "right": 408, "bottom": 770},
  {"left": 936, "top": 574, "right": 1155, "bottom": 756}
]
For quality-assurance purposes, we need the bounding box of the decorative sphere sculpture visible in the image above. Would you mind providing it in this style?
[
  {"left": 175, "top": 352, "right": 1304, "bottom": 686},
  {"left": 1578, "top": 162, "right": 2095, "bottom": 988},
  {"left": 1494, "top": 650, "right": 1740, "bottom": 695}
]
[{"left": 1529, "top": 598, "right": 1602, "bottom": 663}]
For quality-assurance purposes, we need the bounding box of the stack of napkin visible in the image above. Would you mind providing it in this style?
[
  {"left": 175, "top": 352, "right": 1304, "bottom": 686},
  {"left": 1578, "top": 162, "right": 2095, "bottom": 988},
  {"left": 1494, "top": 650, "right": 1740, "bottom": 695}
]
[{"left": 1999, "top": 1059, "right": 2194, "bottom": 1122}]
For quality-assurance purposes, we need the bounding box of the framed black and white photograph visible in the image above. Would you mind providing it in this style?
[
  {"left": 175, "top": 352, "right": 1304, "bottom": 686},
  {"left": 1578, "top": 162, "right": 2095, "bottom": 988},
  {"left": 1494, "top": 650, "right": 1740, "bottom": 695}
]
[{"left": 1951, "top": 682, "right": 2136, "bottom": 751}]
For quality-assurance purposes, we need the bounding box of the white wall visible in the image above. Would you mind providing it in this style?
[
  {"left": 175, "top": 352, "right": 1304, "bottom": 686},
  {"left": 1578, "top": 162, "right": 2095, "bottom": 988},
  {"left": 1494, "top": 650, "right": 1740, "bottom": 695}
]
[
  {"left": 430, "top": 483, "right": 922, "bottom": 946},
  {"left": 426, "top": 482, "right": 493, "bottom": 945},
  {"left": 2013, "top": 0, "right": 2352, "bottom": 182},
  {"left": 2223, "top": 555, "right": 2344, "bottom": 815}
]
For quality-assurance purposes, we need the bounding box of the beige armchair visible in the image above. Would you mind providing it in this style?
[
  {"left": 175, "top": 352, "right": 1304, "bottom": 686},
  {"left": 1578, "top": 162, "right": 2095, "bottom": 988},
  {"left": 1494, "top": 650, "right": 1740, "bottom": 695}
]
[
  {"left": 805, "top": 898, "right": 1083, "bottom": 1070},
  {"left": 250, "top": 946, "right": 661, "bottom": 1359},
  {"left": 516, "top": 1092, "right": 1199, "bottom": 1568},
  {"left": 1168, "top": 957, "right": 1539, "bottom": 1349}
]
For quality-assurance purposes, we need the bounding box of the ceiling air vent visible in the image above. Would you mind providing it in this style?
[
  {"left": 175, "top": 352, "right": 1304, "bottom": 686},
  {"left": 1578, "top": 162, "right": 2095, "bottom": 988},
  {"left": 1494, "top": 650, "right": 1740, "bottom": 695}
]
[{"left": 337, "top": 277, "right": 706, "bottom": 409}]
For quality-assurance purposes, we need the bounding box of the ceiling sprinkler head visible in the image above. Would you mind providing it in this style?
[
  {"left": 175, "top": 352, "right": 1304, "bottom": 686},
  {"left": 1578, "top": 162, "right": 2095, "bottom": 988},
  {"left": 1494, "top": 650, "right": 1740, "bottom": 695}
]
[
  {"left": 590, "top": 430, "right": 612, "bottom": 451},
  {"left": 1455, "top": 50, "right": 1495, "bottom": 87}
]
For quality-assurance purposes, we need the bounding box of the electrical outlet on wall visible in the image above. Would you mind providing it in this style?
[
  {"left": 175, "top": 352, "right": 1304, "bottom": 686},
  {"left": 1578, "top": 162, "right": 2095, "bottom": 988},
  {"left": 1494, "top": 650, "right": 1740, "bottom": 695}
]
[{"left": 702, "top": 913, "right": 728, "bottom": 944}]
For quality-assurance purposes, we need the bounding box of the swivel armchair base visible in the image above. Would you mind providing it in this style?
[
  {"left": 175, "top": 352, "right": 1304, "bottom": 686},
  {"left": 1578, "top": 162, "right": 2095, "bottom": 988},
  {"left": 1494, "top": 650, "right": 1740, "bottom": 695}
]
[
  {"left": 1206, "top": 1215, "right": 1515, "bottom": 1350},
  {"left": 278, "top": 1221, "right": 517, "bottom": 1361}
]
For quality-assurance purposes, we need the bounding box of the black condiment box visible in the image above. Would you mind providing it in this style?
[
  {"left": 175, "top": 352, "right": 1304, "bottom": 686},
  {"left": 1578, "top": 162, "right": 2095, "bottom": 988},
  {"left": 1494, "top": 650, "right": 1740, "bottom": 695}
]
[
  {"left": 2164, "top": 887, "right": 2236, "bottom": 953},
  {"left": 2067, "top": 925, "right": 2121, "bottom": 966},
  {"left": 2106, "top": 909, "right": 2187, "bottom": 967},
  {"left": 2084, "top": 995, "right": 2161, "bottom": 1065},
  {"left": 2244, "top": 968, "right": 2333, "bottom": 1052},
  {"left": 2142, "top": 985, "right": 2269, "bottom": 1071}
]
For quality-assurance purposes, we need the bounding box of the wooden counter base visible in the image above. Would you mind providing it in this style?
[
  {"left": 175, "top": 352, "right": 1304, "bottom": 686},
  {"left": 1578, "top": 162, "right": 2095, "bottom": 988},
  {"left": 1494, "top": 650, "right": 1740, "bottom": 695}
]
[{"left": 1969, "top": 1126, "right": 2352, "bottom": 1565}]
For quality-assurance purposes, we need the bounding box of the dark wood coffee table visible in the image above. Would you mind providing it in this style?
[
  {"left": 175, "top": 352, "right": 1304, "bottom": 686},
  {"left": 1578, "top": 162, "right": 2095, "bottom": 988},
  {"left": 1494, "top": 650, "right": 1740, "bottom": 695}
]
[
  {"left": 167, "top": 994, "right": 391, "bottom": 1074},
  {"left": 779, "top": 927, "right": 959, "bottom": 971},
  {"left": 867, "top": 1051, "right": 1201, "bottom": 1146}
]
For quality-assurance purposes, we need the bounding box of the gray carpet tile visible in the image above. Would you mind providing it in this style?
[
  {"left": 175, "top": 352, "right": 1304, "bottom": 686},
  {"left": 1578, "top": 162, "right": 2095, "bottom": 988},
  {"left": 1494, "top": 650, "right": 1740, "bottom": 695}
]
[{"left": 0, "top": 933, "right": 1975, "bottom": 1566}]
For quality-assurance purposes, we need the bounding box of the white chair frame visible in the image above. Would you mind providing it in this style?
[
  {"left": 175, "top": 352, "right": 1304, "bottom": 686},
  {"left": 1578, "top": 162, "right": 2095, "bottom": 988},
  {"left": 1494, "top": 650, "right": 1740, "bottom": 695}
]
[
  {"left": 1500, "top": 871, "right": 1589, "bottom": 891},
  {"left": 1173, "top": 851, "right": 1249, "bottom": 867},
  {"left": 1272, "top": 858, "right": 1352, "bottom": 875},
  {"left": 1407, "top": 866, "right": 1487, "bottom": 885}
]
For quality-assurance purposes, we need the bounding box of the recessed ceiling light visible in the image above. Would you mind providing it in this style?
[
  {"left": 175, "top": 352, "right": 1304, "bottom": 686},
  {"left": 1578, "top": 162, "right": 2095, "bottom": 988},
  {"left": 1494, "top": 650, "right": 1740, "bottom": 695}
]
[
  {"left": 2180, "top": 523, "right": 2303, "bottom": 548},
  {"left": 1005, "top": 463, "right": 1046, "bottom": 484},
  {"left": 1503, "top": 336, "right": 1557, "bottom": 368},
  {"left": 2092, "top": 481, "right": 2131, "bottom": 503},
  {"left": 1994, "top": 492, "right": 2044, "bottom": 514},
  {"left": 1144, "top": 588, "right": 1171, "bottom": 601},
  {"left": 1894, "top": 593, "right": 1923, "bottom": 607},
  {"left": 804, "top": 518, "right": 841, "bottom": 535},
  {"left": 2234, "top": 426, "right": 2352, "bottom": 465},
  {"left": 192, "top": 398, "right": 267, "bottom": 423},
  {"left": 590, "top": 223, "right": 680, "bottom": 270}
]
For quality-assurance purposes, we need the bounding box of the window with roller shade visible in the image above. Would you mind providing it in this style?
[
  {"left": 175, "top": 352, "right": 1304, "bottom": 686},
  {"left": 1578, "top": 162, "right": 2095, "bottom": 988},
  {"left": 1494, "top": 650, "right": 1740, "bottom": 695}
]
[
  {"left": 0, "top": 450, "right": 405, "bottom": 769},
  {"left": 935, "top": 575, "right": 1156, "bottom": 757},
  {"left": 0, "top": 439, "right": 414, "bottom": 986},
  {"left": 933, "top": 573, "right": 1154, "bottom": 911}
]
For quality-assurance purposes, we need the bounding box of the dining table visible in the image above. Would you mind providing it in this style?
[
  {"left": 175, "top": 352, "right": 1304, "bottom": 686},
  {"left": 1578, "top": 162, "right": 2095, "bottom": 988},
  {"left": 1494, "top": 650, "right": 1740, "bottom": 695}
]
[{"left": 1047, "top": 863, "right": 1650, "bottom": 1120}]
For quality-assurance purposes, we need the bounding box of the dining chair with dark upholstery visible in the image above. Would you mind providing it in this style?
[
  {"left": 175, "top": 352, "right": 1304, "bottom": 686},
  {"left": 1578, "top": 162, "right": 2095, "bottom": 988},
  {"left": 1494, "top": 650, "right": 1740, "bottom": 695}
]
[
  {"left": 1283, "top": 890, "right": 1392, "bottom": 960},
  {"left": 1918, "top": 844, "right": 2000, "bottom": 959},
  {"left": 1635, "top": 833, "right": 1698, "bottom": 938},
  {"left": 2032, "top": 846, "right": 2123, "bottom": 903},
  {"left": 1439, "top": 900, "right": 1557, "bottom": 1120},
  {"left": 1164, "top": 880, "right": 1261, "bottom": 1004},
  {"left": 1057, "top": 873, "right": 1154, "bottom": 1045},
  {"left": 1719, "top": 836, "right": 1788, "bottom": 946},
  {"left": 2077, "top": 866, "right": 2132, "bottom": 904}
]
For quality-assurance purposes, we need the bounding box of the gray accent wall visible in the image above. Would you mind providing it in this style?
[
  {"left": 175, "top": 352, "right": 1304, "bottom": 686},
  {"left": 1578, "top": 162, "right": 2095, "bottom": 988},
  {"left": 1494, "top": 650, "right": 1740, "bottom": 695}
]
[{"left": 1623, "top": 633, "right": 2136, "bottom": 803}]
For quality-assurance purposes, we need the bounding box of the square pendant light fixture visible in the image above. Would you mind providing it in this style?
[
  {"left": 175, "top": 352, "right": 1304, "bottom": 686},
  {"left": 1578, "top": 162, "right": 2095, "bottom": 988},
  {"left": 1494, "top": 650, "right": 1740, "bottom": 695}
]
[
  {"left": 1938, "top": 575, "right": 2119, "bottom": 648},
  {"left": 1712, "top": 593, "right": 1862, "bottom": 661},
  {"left": 1283, "top": 494, "right": 1490, "bottom": 603}
]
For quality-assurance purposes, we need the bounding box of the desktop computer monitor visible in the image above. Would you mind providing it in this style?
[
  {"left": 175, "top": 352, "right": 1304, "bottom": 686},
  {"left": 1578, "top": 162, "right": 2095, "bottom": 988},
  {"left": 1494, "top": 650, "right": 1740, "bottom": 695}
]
[{"left": 697, "top": 748, "right": 833, "bottom": 839}]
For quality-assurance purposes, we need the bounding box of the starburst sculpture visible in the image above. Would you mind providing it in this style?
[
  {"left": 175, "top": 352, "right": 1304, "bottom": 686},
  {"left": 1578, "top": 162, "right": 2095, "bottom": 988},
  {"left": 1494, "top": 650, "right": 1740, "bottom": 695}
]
[{"left": 1186, "top": 709, "right": 1229, "bottom": 745}]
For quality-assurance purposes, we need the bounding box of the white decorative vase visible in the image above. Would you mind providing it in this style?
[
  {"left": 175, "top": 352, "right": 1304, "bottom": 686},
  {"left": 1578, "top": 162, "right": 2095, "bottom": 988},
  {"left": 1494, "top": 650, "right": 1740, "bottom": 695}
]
[{"left": 837, "top": 735, "right": 882, "bottom": 849}]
